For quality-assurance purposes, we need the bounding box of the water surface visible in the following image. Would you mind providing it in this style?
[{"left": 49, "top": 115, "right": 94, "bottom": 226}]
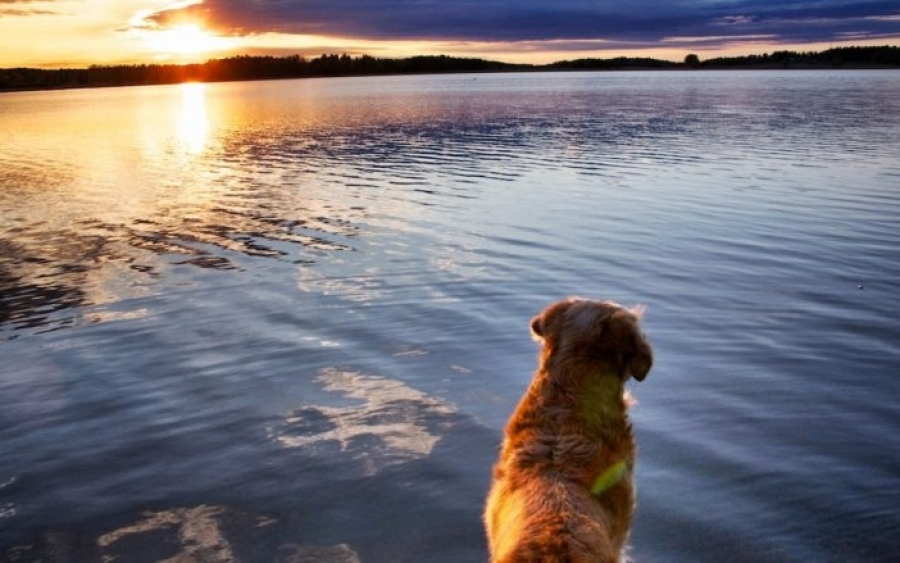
[{"left": 2, "top": 70, "right": 899, "bottom": 561}]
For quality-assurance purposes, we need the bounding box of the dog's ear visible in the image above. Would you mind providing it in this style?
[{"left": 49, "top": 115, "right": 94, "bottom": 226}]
[
  {"left": 627, "top": 332, "right": 653, "bottom": 381},
  {"left": 530, "top": 298, "right": 578, "bottom": 342},
  {"left": 529, "top": 315, "right": 545, "bottom": 340},
  {"left": 624, "top": 307, "right": 652, "bottom": 381}
]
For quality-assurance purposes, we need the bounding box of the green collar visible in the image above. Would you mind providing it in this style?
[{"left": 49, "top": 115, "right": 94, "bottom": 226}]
[{"left": 590, "top": 460, "right": 629, "bottom": 496}]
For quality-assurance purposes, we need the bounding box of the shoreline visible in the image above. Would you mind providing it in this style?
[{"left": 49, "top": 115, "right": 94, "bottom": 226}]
[
  {"left": 2, "top": 46, "right": 898, "bottom": 94},
  {"left": 2, "top": 64, "right": 899, "bottom": 95}
]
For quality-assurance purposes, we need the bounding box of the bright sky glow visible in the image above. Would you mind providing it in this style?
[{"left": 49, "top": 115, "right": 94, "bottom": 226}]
[{"left": 133, "top": 23, "right": 238, "bottom": 57}]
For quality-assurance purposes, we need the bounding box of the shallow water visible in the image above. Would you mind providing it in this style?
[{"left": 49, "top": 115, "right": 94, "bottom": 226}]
[{"left": 1, "top": 70, "right": 899, "bottom": 561}]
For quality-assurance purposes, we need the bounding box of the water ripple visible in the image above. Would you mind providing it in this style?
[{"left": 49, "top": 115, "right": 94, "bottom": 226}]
[{"left": 2, "top": 71, "right": 900, "bottom": 561}]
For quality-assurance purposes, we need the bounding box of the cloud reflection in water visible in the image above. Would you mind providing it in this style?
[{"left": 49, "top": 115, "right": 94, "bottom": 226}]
[
  {"left": 271, "top": 368, "right": 455, "bottom": 477},
  {"left": 11, "top": 504, "right": 361, "bottom": 562}
]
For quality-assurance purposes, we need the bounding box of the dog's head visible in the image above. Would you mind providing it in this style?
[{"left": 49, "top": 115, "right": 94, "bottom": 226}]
[{"left": 530, "top": 297, "right": 653, "bottom": 381}]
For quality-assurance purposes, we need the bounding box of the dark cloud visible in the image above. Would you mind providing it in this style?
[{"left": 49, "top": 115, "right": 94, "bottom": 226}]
[{"left": 145, "top": 0, "right": 900, "bottom": 49}]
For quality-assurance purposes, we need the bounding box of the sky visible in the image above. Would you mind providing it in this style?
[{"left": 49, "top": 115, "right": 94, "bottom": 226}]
[{"left": 2, "top": 0, "right": 899, "bottom": 68}]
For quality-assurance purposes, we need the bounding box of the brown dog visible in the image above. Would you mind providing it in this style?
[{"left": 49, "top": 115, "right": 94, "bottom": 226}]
[{"left": 484, "top": 298, "right": 653, "bottom": 563}]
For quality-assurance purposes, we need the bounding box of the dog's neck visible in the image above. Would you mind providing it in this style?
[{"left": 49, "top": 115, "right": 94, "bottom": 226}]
[
  {"left": 530, "top": 356, "right": 629, "bottom": 432},
  {"left": 574, "top": 372, "right": 628, "bottom": 430}
]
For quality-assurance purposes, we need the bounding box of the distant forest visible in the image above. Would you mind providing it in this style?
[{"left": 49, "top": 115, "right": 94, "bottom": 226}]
[{"left": 2, "top": 46, "right": 899, "bottom": 92}]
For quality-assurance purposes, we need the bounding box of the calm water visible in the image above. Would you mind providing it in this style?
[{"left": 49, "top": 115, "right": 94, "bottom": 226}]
[{"left": 1, "top": 70, "right": 899, "bottom": 561}]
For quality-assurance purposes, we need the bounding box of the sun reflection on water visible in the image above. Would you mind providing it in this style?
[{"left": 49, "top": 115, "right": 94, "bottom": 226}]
[{"left": 177, "top": 82, "right": 209, "bottom": 154}]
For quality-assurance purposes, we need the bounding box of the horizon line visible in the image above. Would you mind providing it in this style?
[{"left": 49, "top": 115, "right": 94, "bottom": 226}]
[{"left": 6, "top": 43, "right": 900, "bottom": 72}]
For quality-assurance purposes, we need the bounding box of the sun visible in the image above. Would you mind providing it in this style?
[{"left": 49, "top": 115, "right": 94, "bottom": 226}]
[
  {"left": 164, "top": 24, "right": 212, "bottom": 55},
  {"left": 143, "top": 24, "right": 235, "bottom": 57}
]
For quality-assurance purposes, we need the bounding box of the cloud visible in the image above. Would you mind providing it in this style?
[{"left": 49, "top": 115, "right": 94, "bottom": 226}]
[
  {"left": 0, "top": 9, "right": 58, "bottom": 17},
  {"left": 137, "top": 0, "right": 900, "bottom": 50},
  {"left": 142, "top": 1, "right": 695, "bottom": 41},
  {"left": 0, "top": 0, "right": 60, "bottom": 17}
]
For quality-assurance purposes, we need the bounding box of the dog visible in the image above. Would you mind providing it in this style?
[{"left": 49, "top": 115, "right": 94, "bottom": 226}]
[{"left": 484, "top": 298, "right": 653, "bottom": 563}]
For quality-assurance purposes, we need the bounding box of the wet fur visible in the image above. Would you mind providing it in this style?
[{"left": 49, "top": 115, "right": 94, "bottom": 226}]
[{"left": 484, "top": 298, "right": 653, "bottom": 563}]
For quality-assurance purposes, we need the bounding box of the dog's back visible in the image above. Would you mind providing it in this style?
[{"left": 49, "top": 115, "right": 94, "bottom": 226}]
[
  {"left": 484, "top": 298, "right": 652, "bottom": 563},
  {"left": 487, "top": 475, "right": 624, "bottom": 563}
]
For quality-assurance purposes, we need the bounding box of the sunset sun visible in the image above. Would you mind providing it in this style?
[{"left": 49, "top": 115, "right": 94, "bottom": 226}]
[
  {"left": 142, "top": 24, "right": 235, "bottom": 58},
  {"left": 161, "top": 25, "right": 212, "bottom": 55}
]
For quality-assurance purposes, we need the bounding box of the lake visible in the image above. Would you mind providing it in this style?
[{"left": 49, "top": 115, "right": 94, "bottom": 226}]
[{"left": 1, "top": 70, "right": 899, "bottom": 562}]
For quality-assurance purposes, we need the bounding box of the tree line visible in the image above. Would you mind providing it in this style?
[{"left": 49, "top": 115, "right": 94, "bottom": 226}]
[
  {"left": 0, "top": 54, "right": 526, "bottom": 91},
  {"left": 1, "top": 46, "right": 898, "bottom": 92},
  {"left": 697, "top": 45, "right": 900, "bottom": 69}
]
